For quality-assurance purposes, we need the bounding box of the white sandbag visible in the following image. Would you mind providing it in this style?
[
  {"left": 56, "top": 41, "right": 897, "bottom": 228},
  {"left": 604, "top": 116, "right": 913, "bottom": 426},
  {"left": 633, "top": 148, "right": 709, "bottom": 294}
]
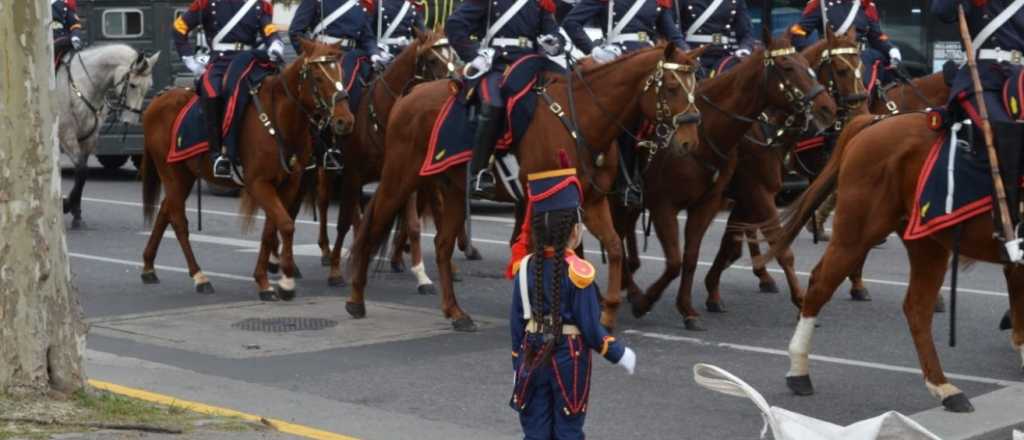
[{"left": 693, "top": 363, "right": 942, "bottom": 440}]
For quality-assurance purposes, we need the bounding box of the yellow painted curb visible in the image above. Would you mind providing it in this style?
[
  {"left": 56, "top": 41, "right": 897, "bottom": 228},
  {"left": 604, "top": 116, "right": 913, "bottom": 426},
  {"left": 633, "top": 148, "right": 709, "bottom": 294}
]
[{"left": 88, "top": 379, "right": 360, "bottom": 440}]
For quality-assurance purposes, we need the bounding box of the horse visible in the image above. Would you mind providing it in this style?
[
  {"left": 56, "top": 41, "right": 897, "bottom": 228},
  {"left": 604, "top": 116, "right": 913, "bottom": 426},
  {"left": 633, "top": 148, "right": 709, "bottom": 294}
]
[
  {"left": 761, "top": 111, "right": 1024, "bottom": 413},
  {"left": 617, "top": 32, "right": 837, "bottom": 330},
  {"left": 56, "top": 44, "right": 161, "bottom": 228},
  {"left": 346, "top": 44, "right": 706, "bottom": 332},
  {"left": 139, "top": 40, "right": 355, "bottom": 300},
  {"left": 870, "top": 71, "right": 951, "bottom": 115}
]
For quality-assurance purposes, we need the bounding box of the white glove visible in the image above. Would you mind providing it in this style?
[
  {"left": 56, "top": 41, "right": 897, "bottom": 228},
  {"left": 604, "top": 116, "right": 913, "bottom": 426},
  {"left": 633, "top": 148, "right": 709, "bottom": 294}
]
[
  {"left": 371, "top": 51, "right": 393, "bottom": 71},
  {"left": 182, "top": 55, "right": 206, "bottom": 76},
  {"left": 617, "top": 347, "right": 636, "bottom": 375},
  {"left": 71, "top": 35, "right": 83, "bottom": 50},
  {"left": 592, "top": 44, "right": 621, "bottom": 64},
  {"left": 734, "top": 48, "right": 751, "bottom": 58},
  {"left": 538, "top": 34, "right": 562, "bottom": 56},
  {"left": 465, "top": 48, "right": 494, "bottom": 79},
  {"left": 888, "top": 47, "right": 902, "bottom": 66},
  {"left": 268, "top": 40, "right": 286, "bottom": 62}
]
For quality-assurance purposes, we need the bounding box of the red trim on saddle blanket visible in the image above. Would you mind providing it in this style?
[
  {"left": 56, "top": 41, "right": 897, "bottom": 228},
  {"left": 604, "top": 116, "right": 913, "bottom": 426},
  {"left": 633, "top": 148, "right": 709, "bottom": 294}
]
[
  {"left": 167, "top": 96, "right": 210, "bottom": 164},
  {"left": 903, "top": 134, "right": 993, "bottom": 240},
  {"left": 794, "top": 136, "right": 826, "bottom": 153},
  {"left": 420, "top": 94, "right": 473, "bottom": 176}
]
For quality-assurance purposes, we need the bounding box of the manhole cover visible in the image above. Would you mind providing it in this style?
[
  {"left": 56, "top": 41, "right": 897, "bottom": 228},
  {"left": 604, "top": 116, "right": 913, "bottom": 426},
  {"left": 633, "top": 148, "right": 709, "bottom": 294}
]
[{"left": 231, "top": 317, "right": 338, "bottom": 333}]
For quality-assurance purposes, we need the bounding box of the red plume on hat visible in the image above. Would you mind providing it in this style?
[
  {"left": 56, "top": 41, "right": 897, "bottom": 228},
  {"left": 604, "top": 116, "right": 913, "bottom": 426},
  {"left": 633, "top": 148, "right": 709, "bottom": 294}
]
[{"left": 504, "top": 150, "right": 577, "bottom": 279}]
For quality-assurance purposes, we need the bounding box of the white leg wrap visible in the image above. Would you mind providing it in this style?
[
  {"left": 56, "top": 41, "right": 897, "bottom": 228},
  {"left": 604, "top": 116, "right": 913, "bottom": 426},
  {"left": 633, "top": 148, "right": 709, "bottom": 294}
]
[
  {"left": 1014, "top": 342, "right": 1024, "bottom": 369},
  {"left": 411, "top": 262, "right": 432, "bottom": 287},
  {"left": 279, "top": 275, "right": 295, "bottom": 291},
  {"left": 269, "top": 254, "right": 280, "bottom": 265},
  {"left": 340, "top": 248, "right": 351, "bottom": 259},
  {"left": 925, "top": 381, "right": 962, "bottom": 400},
  {"left": 787, "top": 317, "right": 816, "bottom": 377},
  {"left": 192, "top": 271, "right": 209, "bottom": 286}
]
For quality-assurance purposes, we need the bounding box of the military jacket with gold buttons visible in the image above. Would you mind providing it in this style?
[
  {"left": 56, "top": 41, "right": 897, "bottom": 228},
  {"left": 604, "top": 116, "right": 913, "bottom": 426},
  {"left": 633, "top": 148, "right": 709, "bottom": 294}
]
[
  {"left": 51, "top": 0, "right": 83, "bottom": 41},
  {"left": 563, "top": 0, "right": 686, "bottom": 54},
  {"left": 678, "top": 0, "right": 753, "bottom": 52},
  {"left": 790, "top": 0, "right": 893, "bottom": 54},
  {"left": 173, "top": 0, "right": 281, "bottom": 57}
]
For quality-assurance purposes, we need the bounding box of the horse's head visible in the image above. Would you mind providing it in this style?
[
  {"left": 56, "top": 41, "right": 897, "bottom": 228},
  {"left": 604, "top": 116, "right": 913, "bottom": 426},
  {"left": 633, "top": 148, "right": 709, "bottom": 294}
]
[
  {"left": 414, "top": 29, "right": 459, "bottom": 81},
  {"left": 298, "top": 39, "right": 355, "bottom": 136},
  {"left": 817, "top": 28, "right": 868, "bottom": 113},
  {"left": 638, "top": 44, "right": 703, "bottom": 156},
  {"left": 761, "top": 32, "right": 837, "bottom": 134},
  {"left": 113, "top": 51, "right": 161, "bottom": 124}
]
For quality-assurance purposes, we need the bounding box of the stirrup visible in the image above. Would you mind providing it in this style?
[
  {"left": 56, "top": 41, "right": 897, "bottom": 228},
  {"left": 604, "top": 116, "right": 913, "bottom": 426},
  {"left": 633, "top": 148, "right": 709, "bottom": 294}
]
[
  {"left": 213, "top": 156, "right": 232, "bottom": 178},
  {"left": 470, "top": 169, "right": 496, "bottom": 198},
  {"left": 323, "top": 149, "right": 343, "bottom": 171}
]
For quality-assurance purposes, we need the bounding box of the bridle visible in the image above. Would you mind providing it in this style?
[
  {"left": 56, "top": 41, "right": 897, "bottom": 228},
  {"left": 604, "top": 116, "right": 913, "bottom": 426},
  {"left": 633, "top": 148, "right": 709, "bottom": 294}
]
[
  {"left": 415, "top": 38, "right": 458, "bottom": 83},
  {"left": 66, "top": 51, "right": 148, "bottom": 142},
  {"left": 818, "top": 44, "right": 867, "bottom": 114},
  {"left": 640, "top": 60, "right": 701, "bottom": 154},
  {"left": 292, "top": 54, "right": 350, "bottom": 130}
]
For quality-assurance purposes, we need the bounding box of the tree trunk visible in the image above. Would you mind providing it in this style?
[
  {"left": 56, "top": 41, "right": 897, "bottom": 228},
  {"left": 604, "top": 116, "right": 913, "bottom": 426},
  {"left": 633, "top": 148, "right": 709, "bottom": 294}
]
[{"left": 0, "top": 0, "right": 86, "bottom": 395}]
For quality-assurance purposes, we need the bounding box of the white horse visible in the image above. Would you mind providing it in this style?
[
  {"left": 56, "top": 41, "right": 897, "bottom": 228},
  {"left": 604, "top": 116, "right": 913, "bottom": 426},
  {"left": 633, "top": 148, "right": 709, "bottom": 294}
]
[{"left": 56, "top": 43, "right": 159, "bottom": 228}]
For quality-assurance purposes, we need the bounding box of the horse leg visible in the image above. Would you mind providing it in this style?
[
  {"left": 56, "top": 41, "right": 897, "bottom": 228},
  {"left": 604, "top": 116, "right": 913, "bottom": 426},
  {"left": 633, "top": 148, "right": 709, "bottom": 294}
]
[
  {"left": 404, "top": 192, "right": 436, "bottom": 295},
  {"left": 164, "top": 176, "right": 212, "bottom": 293},
  {"left": 317, "top": 168, "right": 332, "bottom": 267},
  {"left": 248, "top": 180, "right": 299, "bottom": 301},
  {"left": 458, "top": 226, "right": 482, "bottom": 260},
  {"left": 629, "top": 203, "right": 680, "bottom": 320},
  {"left": 141, "top": 199, "right": 171, "bottom": 284},
  {"left": 623, "top": 210, "right": 643, "bottom": 298},
  {"left": 431, "top": 181, "right": 475, "bottom": 331},
  {"left": 582, "top": 197, "right": 624, "bottom": 331},
  {"left": 678, "top": 197, "right": 724, "bottom": 322},
  {"left": 901, "top": 239, "right": 974, "bottom": 412},
  {"left": 252, "top": 216, "right": 279, "bottom": 301},
  {"left": 328, "top": 174, "right": 361, "bottom": 286},
  {"left": 390, "top": 200, "right": 411, "bottom": 273},
  {"left": 66, "top": 151, "right": 90, "bottom": 228},
  {"left": 1005, "top": 265, "right": 1024, "bottom": 372},
  {"left": 744, "top": 229, "right": 780, "bottom": 293},
  {"left": 750, "top": 189, "right": 804, "bottom": 305},
  {"left": 704, "top": 208, "right": 748, "bottom": 309},
  {"left": 848, "top": 255, "right": 872, "bottom": 302}
]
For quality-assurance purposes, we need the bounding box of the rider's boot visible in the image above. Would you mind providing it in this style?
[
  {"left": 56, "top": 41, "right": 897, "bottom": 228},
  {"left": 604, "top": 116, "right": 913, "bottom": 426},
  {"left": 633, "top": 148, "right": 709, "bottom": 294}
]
[
  {"left": 993, "top": 121, "right": 1024, "bottom": 262},
  {"left": 468, "top": 105, "right": 502, "bottom": 199},
  {"left": 205, "top": 96, "right": 231, "bottom": 179},
  {"left": 614, "top": 139, "right": 642, "bottom": 209}
]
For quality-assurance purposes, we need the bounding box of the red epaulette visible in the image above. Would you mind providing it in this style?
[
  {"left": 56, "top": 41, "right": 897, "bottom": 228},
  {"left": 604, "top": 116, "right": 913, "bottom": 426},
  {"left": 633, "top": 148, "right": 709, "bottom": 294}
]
[
  {"left": 862, "top": 1, "right": 879, "bottom": 21},
  {"left": 362, "top": 0, "right": 376, "bottom": 11},
  {"left": 410, "top": 0, "right": 426, "bottom": 11},
  {"left": 657, "top": 0, "right": 672, "bottom": 9},
  {"left": 188, "top": 0, "right": 208, "bottom": 13},
  {"left": 802, "top": 0, "right": 820, "bottom": 15},
  {"left": 260, "top": 0, "right": 274, "bottom": 14},
  {"left": 66, "top": 0, "right": 78, "bottom": 11},
  {"left": 538, "top": 0, "right": 556, "bottom": 14}
]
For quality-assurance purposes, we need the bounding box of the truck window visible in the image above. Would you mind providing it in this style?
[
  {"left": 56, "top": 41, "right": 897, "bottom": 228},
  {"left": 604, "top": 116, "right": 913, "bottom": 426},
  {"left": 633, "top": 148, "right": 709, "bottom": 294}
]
[{"left": 102, "top": 9, "right": 144, "bottom": 38}]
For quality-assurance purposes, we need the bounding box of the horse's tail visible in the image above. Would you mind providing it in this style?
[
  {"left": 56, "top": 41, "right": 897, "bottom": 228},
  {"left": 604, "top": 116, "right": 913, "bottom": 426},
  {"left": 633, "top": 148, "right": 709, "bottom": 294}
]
[
  {"left": 141, "top": 147, "right": 162, "bottom": 225},
  {"left": 346, "top": 192, "right": 401, "bottom": 275},
  {"left": 238, "top": 189, "right": 260, "bottom": 235},
  {"left": 761, "top": 114, "right": 878, "bottom": 263}
]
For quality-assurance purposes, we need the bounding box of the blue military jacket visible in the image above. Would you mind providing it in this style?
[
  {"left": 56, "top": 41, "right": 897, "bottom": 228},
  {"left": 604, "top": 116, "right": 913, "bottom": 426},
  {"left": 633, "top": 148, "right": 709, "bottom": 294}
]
[
  {"left": 678, "top": 0, "right": 754, "bottom": 52},
  {"left": 52, "top": 0, "right": 83, "bottom": 41},
  {"left": 510, "top": 251, "right": 626, "bottom": 366},
  {"left": 933, "top": 0, "right": 1024, "bottom": 95},
  {"left": 562, "top": 0, "right": 686, "bottom": 54},
  {"left": 791, "top": 0, "right": 893, "bottom": 54},
  {"left": 445, "top": 0, "right": 562, "bottom": 63},
  {"left": 173, "top": 0, "right": 281, "bottom": 58},
  {"left": 289, "top": 0, "right": 379, "bottom": 54},
  {"left": 374, "top": 0, "right": 426, "bottom": 46}
]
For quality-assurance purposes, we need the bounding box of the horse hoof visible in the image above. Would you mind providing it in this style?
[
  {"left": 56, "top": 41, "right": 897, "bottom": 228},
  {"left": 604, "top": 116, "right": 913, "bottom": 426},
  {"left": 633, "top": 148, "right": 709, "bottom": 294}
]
[
  {"left": 849, "top": 288, "right": 872, "bottom": 302},
  {"left": 417, "top": 284, "right": 436, "bottom": 296},
  {"left": 71, "top": 218, "right": 84, "bottom": 229},
  {"left": 452, "top": 316, "right": 478, "bottom": 332},
  {"left": 933, "top": 296, "right": 947, "bottom": 314},
  {"left": 464, "top": 247, "right": 483, "bottom": 261},
  {"left": 391, "top": 261, "right": 404, "bottom": 273},
  {"left": 705, "top": 302, "right": 726, "bottom": 313},
  {"left": 759, "top": 281, "right": 780, "bottom": 294},
  {"left": 321, "top": 256, "right": 331, "bottom": 267},
  {"left": 941, "top": 393, "right": 975, "bottom": 413},
  {"left": 195, "top": 282, "right": 215, "bottom": 295},
  {"left": 140, "top": 272, "right": 160, "bottom": 285},
  {"left": 259, "top": 290, "right": 280, "bottom": 302},
  {"left": 452, "top": 271, "right": 463, "bottom": 283},
  {"left": 627, "top": 294, "right": 649, "bottom": 319},
  {"left": 787, "top": 375, "right": 814, "bottom": 396},
  {"left": 346, "top": 301, "right": 366, "bottom": 319},
  {"left": 268, "top": 263, "right": 279, "bottom": 274},
  {"left": 62, "top": 197, "right": 71, "bottom": 214},
  {"left": 277, "top": 286, "right": 296, "bottom": 302},
  {"left": 684, "top": 317, "right": 706, "bottom": 332},
  {"left": 328, "top": 276, "right": 347, "bottom": 287},
  {"left": 292, "top": 266, "right": 303, "bottom": 279},
  {"left": 1000, "top": 309, "right": 1012, "bottom": 330}
]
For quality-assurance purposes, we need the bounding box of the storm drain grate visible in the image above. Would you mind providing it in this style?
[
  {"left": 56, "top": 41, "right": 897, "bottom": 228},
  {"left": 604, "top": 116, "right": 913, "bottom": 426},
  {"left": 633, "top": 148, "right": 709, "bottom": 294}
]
[{"left": 231, "top": 317, "right": 338, "bottom": 333}]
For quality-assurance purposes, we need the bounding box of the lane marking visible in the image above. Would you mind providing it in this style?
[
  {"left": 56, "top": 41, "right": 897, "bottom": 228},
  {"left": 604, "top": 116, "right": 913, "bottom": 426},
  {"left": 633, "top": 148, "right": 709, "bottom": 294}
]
[
  {"left": 69, "top": 252, "right": 252, "bottom": 282},
  {"left": 88, "top": 379, "right": 360, "bottom": 440},
  {"left": 80, "top": 196, "right": 1007, "bottom": 298},
  {"left": 623, "top": 329, "right": 1024, "bottom": 387}
]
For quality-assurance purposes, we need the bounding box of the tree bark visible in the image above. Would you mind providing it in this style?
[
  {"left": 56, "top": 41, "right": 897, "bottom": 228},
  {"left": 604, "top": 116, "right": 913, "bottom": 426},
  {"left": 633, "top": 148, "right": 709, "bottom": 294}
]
[{"left": 0, "top": 0, "right": 86, "bottom": 395}]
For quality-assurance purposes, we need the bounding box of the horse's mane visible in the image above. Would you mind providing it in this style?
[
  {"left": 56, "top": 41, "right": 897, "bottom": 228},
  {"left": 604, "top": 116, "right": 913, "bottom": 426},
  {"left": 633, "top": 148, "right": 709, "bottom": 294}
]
[
  {"left": 698, "top": 46, "right": 764, "bottom": 98},
  {"left": 543, "top": 45, "right": 668, "bottom": 86},
  {"left": 75, "top": 43, "right": 139, "bottom": 69}
]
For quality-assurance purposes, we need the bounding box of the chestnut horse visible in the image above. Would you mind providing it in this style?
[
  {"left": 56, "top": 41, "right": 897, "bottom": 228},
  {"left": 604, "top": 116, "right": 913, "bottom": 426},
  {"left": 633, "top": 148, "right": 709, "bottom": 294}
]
[
  {"left": 618, "top": 33, "right": 837, "bottom": 330},
  {"left": 346, "top": 45, "right": 705, "bottom": 331},
  {"left": 763, "top": 112, "right": 1024, "bottom": 413},
  {"left": 139, "top": 40, "right": 354, "bottom": 300}
]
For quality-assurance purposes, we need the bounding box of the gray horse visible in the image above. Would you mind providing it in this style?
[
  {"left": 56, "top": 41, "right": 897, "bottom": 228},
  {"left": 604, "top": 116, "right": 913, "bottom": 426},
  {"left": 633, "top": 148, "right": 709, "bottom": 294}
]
[{"left": 56, "top": 43, "right": 159, "bottom": 228}]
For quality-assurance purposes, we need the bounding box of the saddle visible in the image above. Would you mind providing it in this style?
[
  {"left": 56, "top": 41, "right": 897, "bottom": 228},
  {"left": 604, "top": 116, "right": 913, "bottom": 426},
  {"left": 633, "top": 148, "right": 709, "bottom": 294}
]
[{"left": 168, "top": 51, "right": 275, "bottom": 164}]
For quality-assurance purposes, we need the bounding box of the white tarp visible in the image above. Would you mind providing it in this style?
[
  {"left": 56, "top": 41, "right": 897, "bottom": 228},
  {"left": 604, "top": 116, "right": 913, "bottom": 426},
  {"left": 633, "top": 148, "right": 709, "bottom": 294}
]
[{"left": 693, "top": 363, "right": 942, "bottom": 440}]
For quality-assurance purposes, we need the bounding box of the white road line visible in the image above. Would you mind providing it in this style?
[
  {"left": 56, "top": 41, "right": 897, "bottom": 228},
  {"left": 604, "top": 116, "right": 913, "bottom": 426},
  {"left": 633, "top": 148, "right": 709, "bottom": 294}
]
[
  {"left": 81, "top": 196, "right": 1006, "bottom": 298},
  {"left": 623, "top": 329, "right": 1023, "bottom": 387},
  {"left": 69, "top": 252, "right": 252, "bottom": 282}
]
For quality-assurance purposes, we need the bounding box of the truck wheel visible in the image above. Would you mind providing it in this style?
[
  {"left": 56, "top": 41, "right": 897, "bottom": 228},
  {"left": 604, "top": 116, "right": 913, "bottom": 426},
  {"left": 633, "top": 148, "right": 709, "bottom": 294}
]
[{"left": 97, "top": 155, "right": 129, "bottom": 171}]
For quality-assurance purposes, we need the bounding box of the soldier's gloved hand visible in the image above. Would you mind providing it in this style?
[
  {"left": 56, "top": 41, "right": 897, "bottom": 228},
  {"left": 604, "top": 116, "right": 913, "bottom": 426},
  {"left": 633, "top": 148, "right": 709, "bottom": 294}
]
[
  {"left": 617, "top": 347, "right": 636, "bottom": 375},
  {"left": 734, "top": 48, "right": 751, "bottom": 58},
  {"left": 371, "top": 52, "right": 393, "bottom": 71},
  {"left": 888, "top": 47, "right": 903, "bottom": 66},
  {"left": 182, "top": 55, "right": 206, "bottom": 76},
  {"left": 538, "top": 34, "right": 562, "bottom": 57},
  {"left": 465, "top": 48, "right": 494, "bottom": 79},
  {"left": 268, "top": 40, "right": 286, "bottom": 63},
  {"left": 592, "top": 44, "right": 620, "bottom": 64},
  {"left": 71, "top": 36, "right": 83, "bottom": 50}
]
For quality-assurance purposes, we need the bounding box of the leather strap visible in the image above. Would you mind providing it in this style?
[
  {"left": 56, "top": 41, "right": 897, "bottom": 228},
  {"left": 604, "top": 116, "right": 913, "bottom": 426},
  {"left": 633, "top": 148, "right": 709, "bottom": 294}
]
[{"left": 212, "top": 0, "right": 259, "bottom": 47}]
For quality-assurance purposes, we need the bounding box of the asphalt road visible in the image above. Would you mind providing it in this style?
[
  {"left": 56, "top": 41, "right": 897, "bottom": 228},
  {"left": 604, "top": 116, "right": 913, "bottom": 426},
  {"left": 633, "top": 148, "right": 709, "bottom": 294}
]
[{"left": 64, "top": 162, "right": 1024, "bottom": 439}]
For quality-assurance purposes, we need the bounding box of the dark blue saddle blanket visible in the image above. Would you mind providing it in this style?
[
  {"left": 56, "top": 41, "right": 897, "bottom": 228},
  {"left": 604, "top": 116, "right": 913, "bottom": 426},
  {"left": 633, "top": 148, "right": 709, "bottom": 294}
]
[
  {"left": 420, "top": 55, "right": 562, "bottom": 176},
  {"left": 169, "top": 51, "right": 274, "bottom": 163}
]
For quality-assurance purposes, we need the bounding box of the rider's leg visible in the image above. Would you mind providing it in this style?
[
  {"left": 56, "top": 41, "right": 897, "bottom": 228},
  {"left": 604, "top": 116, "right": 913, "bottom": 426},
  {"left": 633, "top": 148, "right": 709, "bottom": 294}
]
[
  {"left": 614, "top": 129, "right": 642, "bottom": 208},
  {"left": 205, "top": 94, "right": 228, "bottom": 177},
  {"left": 468, "top": 72, "right": 504, "bottom": 199}
]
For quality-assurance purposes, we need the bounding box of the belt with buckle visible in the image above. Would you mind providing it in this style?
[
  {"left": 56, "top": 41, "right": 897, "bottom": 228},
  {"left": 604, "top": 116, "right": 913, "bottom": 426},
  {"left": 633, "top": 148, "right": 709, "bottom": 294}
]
[
  {"left": 979, "top": 48, "right": 1024, "bottom": 65},
  {"left": 611, "top": 32, "right": 651, "bottom": 44},
  {"left": 490, "top": 37, "right": 535, "bottom": 48},
  {"left": 687, "top": 33, "right": 736, "bottom": 45},
  {"left": 525, "top": 319, "right": 581, "bottom": 335},
  {"left": 381, "top": 37, "right": 411, "bottom": 46},
  {"left": 212, "top": 42, "right": 254, "bottom": 51},
  {"left": 316, "top": 35, "right": 357, "bottom": 48}
]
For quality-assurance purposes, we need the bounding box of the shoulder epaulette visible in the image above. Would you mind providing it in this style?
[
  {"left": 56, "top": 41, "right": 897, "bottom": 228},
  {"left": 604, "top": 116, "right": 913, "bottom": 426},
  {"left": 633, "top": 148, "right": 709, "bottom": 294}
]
[
  {"left": 802, "top": 0, "right": 820, "bottom": 15},
  {"left": 565, "top": 252, "right": 595, "bottom": 288}
]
